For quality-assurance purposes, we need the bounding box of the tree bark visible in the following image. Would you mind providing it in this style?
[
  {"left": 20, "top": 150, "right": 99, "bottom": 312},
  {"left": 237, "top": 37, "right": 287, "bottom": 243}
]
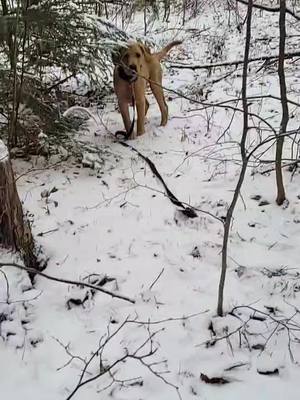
[
  {"left": 0, "top": 140, "right": 38, "bottom": 270},
  {"left": 276, "top": 0, "right": 288, "bottom": 205},
  {"left": 8, "top": 0, "right": 21, "bottom": 148}
]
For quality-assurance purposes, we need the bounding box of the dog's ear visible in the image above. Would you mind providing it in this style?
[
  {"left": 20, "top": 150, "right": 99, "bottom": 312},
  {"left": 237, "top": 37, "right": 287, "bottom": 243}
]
[{"left": 138, "top": 43, "right": 150, "bottom": 56}]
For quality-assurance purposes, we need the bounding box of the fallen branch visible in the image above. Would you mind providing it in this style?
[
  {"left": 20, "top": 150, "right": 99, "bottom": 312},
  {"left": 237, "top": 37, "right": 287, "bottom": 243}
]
[
  {"left": 127, "top": 311, "right": 209, "bottom": 326},
  {"left": 97, "top": 114, "right": 199, "bottom": 219},
  {"left": 117, "top": 140, "right": 198, "bottom": 218},
  {"left": 260, "top": 159, "right": 300, "bottom": 175},
  {"left": 0, "top": 262, "right": 135, "bottom": 304},
  {"left": 65, "top": 317, "right": 181, "bottom": 400},
  {"left": 168, "top": 50, "right": 300, "bottom": 70}
]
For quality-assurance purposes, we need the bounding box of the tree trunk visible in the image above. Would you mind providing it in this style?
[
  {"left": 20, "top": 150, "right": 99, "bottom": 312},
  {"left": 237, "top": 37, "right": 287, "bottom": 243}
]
[
  {"left": 8, "top": 0, "right": 21, "bottom": 148},
  {"left": 0, "top": 140, "right": 38, "bottom": 270},
  {"left": 217, "top": 0, "right": 253, "bottom": 317},
  {"left": 1, "top": 0, "right": 8, "bottom": 14},
  {"left": 276, "top": 0, "right": 288, "bottom": 205}
]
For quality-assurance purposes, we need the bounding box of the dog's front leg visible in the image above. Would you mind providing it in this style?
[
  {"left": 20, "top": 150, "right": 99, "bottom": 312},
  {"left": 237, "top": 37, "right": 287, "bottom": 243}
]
[
  {"left": 134, "top": 82, "right": 146, "bottom": 136},
  {"left": 119, "top": 101, "right": 136, "bottom": 139},
  {"left": 136, "top": 98, "right": 146, "bottom": 136}
]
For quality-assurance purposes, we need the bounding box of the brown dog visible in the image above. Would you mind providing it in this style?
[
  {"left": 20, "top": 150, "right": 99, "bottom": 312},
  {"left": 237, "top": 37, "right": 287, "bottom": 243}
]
[{"left": 113, "top": 40, "right": 182, "bottom": 139}]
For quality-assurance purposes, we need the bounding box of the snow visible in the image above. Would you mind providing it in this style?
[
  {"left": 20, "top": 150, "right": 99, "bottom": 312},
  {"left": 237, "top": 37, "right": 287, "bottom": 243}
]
[
  {"left": 1, "top": 4, "right": 300, "bottom": 400},
  {"left": 0, "top": 139, "right": 8, "bottom": 162}
]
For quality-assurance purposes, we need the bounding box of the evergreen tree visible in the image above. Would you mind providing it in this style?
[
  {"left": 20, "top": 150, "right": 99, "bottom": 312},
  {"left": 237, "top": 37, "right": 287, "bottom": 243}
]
[{"left": 0, "top": 0, "right": 128, "bottom": 150}]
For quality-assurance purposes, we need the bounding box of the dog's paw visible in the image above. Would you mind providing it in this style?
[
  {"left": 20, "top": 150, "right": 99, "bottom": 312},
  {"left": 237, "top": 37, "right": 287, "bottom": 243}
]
[{"left": 129, "top": 133, "right": 138, "bottom": 140}]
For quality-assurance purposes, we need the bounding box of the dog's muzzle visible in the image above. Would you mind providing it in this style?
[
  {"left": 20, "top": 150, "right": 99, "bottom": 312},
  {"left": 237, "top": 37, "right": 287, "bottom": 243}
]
[{"left": 118, "top": 65, "right": 138, "bottom": 83}]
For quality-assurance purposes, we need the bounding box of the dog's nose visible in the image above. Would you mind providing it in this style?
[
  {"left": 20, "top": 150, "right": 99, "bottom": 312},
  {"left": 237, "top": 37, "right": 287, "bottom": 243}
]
[{"left": 129, "top": 64, "right": 137, "bottom": 71}]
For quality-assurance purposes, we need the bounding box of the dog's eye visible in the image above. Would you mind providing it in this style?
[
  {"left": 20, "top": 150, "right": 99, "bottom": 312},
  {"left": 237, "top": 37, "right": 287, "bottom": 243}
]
[{"left": 136, "top": 53, "right": 141, "bottom": 58}]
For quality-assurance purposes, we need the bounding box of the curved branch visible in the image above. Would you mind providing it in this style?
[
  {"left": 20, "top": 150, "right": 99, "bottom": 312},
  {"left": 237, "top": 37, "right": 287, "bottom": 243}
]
[{"left": 0, "top": 262, "right": 135, "bottom": 304}]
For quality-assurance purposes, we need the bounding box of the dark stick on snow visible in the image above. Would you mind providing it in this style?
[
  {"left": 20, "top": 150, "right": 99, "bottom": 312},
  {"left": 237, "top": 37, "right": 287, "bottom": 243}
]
[
  {"left": 149, "top": 268, "right": 165, "bottom": 290},
  {"left": 0, "top": 262, "right": 135, "bottom": 304},
  {"left": 117, "top": 140, "right": 198, "bottom": 218}
]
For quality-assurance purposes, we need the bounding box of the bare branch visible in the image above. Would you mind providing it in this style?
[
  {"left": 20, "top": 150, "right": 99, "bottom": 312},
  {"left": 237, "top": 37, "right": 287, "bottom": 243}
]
[
  {"left": 236, "top": 0, "right": 300, "bottom": 21},
  {"left": 168, "top": 50, "right": 300, "bottom": 70},
  {"left": 0, "top": 262, "right": 135, "bottom": 304},
  {"left": 64, "top": 319, "right": 182, "bottom": 400}
]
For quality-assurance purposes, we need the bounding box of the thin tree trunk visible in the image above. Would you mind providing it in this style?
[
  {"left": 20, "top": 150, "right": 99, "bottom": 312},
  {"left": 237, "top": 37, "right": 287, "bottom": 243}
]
[
  {"left": 217, "top": 0, "right": 253, "bottom": 317},
  {"left": 8, "top": 0, "right": 21, "bottom": 148},
  {"left": 1, "top": 0, "right": 13, "bottom": 64},
  {"left": 143, "top": 0, "right": 147, "bottom": 36},
  {"left": 182, "top": 0, "right": 186, "bottom": 25},
  {"left": 1, "top": 0, "right": 8, "bottom": 14},
  {"left": 14, "top": 0, "right": 29, "bottom": 136},
  {"left": 275, "top": 0, "right": 288, "bottom": 205},
  {"left": 0, "top": 140, "right": 39, "bottom": 270}
]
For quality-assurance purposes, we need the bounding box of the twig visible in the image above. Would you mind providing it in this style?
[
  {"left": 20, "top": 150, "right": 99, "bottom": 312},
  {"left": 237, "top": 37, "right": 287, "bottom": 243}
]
[
  {"left": 0, "top": 269, "right": 10, "bottom": 303},
  {"left": 149, "top": 268, "right": 165, "bottom": 290},
  {"left": 127, "top": 310, "right": 209, "bottom": 325},
  {"left": 65, "top": 318, "right": 182, "bottom": 400},
  {"left": 15, "top": 161, "right": 64, "bottom": 182},
  {"left": 83, "top": 185, "right": 139, "bottom": 210},
  {"left": 52, "top": 337, "right": 86, "bottom": 371},
  {"left": 37, "top": 228, "right": 59, "bottom": 237},
  {"left": 46, "top": 73, "right": 76, "bottom": 93},
  {"left": 0, "top": 290, "right": 42, "bottom": 304}
]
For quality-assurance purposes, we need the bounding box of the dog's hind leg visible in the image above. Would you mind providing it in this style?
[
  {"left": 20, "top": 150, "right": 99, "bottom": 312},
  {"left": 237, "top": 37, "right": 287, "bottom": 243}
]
[
  {"left": 149, "top": 65, "right": 168, "bottom": 126},
  {"left": 150, "top": 80, "right": 168, "bottom": 126}
]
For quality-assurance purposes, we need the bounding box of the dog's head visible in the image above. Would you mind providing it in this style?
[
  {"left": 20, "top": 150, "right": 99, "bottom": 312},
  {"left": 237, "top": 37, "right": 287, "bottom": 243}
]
[{"left": 113, "top": 42, "right": 150, "bottom": 82}]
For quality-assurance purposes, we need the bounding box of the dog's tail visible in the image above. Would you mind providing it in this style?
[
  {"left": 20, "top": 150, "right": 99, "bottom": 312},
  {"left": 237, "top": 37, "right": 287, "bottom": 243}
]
[{"left": 155, "top": 40, "right": 182, "bottom": 61}]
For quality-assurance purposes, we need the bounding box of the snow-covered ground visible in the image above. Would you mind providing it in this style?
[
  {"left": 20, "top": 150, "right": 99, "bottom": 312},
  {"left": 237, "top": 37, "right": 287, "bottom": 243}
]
[{"left": 1, "top": 4, "right": 300, "bottom": 400}]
